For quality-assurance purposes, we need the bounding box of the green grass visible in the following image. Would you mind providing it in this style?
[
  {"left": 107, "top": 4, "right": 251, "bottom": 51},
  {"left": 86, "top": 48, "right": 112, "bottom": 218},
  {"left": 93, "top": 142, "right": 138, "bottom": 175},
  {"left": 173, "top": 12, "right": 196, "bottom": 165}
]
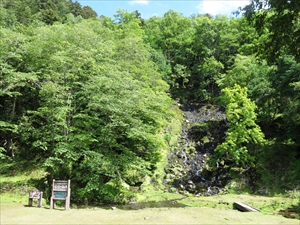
[
  {"left": 136, "top": 186, "right": 184, "bottom": 202},
  {"left": 0, "top": 160, "right": 47, "bottom": 206},
  {"left": 136, "top": 183, "right": 300, "bottom": 219},
  {"left": 1, "top": 178, "right": 299, "bottom": 224},
  {"left": 177, "top": 193, "right": 300, "bottom": 219},
  {"left": 1, "top": 159, "right": 299, "bottom": 222},
  {"left": 1, "top": 197, "right": 299, "bottom": 225}
]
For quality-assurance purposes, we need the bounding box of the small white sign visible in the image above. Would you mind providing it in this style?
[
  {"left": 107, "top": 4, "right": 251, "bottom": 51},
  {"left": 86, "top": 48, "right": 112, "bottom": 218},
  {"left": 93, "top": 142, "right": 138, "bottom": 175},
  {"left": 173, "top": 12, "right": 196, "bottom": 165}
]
[{"left": 54, "top": 182, "right": 68, "bottom": 190}]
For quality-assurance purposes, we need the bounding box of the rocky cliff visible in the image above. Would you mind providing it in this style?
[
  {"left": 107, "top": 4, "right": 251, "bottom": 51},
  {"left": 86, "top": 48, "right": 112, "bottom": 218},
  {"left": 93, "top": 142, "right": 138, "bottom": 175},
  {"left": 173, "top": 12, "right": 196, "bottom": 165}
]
[{"left": 163, "top": 104, "right": 230, "bottom": 196}]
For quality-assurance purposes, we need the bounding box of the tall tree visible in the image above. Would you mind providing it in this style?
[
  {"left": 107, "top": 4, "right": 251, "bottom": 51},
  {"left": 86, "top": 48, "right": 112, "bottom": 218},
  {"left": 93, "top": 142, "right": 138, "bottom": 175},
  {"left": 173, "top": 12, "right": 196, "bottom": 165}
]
[
  {"left": 241, "top": 0, "right": 300, "bottom": 63},
  {"left": 0, "top": 28, "right": 38, "bottom": 158},
  {"left": 215, "top": 84, "right": 265, "bottom": 166},
  {"left": 4, "top": 18, "right": 177, "bottom": 203},
  {"left": 82, "top": 6, "right": 97, "bottom": 19}
]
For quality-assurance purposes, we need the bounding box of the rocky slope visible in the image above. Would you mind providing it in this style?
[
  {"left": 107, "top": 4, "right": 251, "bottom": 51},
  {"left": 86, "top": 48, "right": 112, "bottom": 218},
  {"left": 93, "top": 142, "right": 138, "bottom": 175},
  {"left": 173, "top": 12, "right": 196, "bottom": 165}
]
[{"left": 163, "top": 104, "right": 230, "bottom": 196}]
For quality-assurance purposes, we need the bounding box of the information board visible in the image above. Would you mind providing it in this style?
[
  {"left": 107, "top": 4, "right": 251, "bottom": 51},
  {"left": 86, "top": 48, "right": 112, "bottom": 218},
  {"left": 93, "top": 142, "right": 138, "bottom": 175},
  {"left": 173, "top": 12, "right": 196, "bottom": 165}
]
[
  {"left": 50, "top": 179, "right": 71, "bottom": 210},
  {"left": 54, "top": 191, "right": 66, "bottom": 199},
  {"left": 54, "top": 182, "right": 68, "bottom": 191}
]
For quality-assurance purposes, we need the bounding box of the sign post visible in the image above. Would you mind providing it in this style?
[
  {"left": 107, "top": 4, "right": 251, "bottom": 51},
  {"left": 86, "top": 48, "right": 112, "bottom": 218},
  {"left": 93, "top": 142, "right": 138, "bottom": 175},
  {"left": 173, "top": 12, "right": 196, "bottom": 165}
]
[{"left": 50, "top": 180, "right": 71, "bottom": 210}]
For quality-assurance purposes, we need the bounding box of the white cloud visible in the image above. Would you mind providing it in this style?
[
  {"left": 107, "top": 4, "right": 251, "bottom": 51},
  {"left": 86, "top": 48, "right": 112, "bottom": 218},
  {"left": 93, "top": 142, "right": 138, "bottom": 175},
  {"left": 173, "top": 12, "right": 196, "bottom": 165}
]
[
  {"left": 129, "top": 0, "right": 149, "bottom": 5},
  {"left": 197, "top": 0, "right": 250, "bottom": 16}
]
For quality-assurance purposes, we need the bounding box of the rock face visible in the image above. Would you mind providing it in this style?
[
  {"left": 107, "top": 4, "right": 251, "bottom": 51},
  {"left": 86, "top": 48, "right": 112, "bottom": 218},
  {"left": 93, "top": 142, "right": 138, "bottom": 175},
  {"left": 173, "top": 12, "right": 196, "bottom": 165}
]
[{"left": 163, "top": 104, "right": 229, "bottom": 196}]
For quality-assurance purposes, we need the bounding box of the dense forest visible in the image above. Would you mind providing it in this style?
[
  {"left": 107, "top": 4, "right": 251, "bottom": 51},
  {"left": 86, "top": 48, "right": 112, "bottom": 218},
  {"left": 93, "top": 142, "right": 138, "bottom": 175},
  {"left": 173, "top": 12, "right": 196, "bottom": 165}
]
[{"left": 1, "top": 0, "right": 299, "bottom": 204}]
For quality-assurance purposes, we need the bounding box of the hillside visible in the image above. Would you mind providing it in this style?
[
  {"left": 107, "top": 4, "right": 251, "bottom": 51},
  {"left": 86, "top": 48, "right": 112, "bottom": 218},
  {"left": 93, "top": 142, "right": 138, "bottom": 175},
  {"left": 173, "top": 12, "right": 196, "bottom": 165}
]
[{"left": 1, "top": 0, "right": 299, "bottom": 206}]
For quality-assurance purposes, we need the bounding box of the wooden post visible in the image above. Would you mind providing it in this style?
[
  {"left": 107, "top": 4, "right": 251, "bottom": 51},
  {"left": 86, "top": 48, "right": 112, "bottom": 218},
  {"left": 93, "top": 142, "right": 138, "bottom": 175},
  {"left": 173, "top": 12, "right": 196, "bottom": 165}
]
[
  {"left": 38, "top": 192, "right": 43, "bottom": 207},
  {"left": 28, "top": 195, "right": 32, "bottom": 206},
  {"left": 50, "top": 179, "right": 55, "bottom": 210}
]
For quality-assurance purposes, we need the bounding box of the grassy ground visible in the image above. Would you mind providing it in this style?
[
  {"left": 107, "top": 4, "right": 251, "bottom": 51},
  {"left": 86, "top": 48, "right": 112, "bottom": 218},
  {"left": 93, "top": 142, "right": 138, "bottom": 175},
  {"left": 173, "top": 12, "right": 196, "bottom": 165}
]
[
  {"left": 1, "top": 200, "right": 299, "bottom": 225},
  {"left": 1, "top": 190, "right": 299, "bottom": 224},
  {"left": 1, "top": 164, "right": 299, "bottom": 224}
]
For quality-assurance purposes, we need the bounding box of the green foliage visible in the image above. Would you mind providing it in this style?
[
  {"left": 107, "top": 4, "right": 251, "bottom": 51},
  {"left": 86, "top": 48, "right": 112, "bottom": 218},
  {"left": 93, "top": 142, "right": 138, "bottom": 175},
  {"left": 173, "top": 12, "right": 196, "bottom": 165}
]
[
  {"left": 0, "top": 18, "right": 178, "bottom": 203},
  {"left": 0, "top": 4, "right": 18, "bottom": 27},
  {"left": 215, "top": 84, "right": 265, "bottom": 166},
  {"left": 241, "top": 0, "right": 300, "bottom": 63},
  {"left": 256, "top": 140, "right": 300, "bottom": 192},
  {"left": 1, "top": 2, "right": 300, "bottom": 203},
  {"left": 217, "top": 55, "right": 268, "bottom": 90},
  {"left": 144, "top": 12, "right": 257, "bottom": 103},
  {"left": 0, "top": 0, "right": 97, "bottom": 27},
  {"left": 251, "top": 55, "right": 300, "bottom": 190},
  {"left": 82, "top": 6, "right": 97, "bottom": 19}
]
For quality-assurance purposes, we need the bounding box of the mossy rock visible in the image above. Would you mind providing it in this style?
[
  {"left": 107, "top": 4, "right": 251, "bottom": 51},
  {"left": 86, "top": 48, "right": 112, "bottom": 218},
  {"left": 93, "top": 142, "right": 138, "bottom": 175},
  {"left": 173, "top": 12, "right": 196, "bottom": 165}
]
[{"left": 201, "top": 136, "right": 210, "bottom": 143}]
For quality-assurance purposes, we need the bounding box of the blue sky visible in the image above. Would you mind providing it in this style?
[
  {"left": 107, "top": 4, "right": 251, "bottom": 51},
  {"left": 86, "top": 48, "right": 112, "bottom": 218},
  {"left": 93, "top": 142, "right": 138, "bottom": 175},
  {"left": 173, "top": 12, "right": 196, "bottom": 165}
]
[{"left": 78, "top": 0, "right": 250, "bottom": 19}]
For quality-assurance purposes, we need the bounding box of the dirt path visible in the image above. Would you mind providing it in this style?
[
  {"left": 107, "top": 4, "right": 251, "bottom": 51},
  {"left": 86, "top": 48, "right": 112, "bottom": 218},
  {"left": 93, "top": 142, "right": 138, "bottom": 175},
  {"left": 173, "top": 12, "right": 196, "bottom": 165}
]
[{"left": 1, "top": 203, "right": 298, "bottom": 224}]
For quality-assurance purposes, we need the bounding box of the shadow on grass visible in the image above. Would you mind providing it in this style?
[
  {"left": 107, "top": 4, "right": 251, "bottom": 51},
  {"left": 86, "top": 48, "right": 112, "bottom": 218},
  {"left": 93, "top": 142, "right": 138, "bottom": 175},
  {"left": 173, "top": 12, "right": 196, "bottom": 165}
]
[
  {"left": 279, "top": 202, "right": 300, "bottom": 220},
  {"left": 71, "top": 200, "right": 189, "bottom": 211}
]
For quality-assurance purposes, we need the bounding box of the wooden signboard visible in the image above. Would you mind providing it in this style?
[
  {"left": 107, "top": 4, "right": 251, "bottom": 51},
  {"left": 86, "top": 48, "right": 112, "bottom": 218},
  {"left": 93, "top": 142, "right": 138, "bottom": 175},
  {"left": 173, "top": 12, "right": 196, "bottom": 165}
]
[
  {"left": 50, "top": 179, "right": 71, "bottom": 210},
  {"left": 28, "top": 191, "right": 43, "bottom": 207}
]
